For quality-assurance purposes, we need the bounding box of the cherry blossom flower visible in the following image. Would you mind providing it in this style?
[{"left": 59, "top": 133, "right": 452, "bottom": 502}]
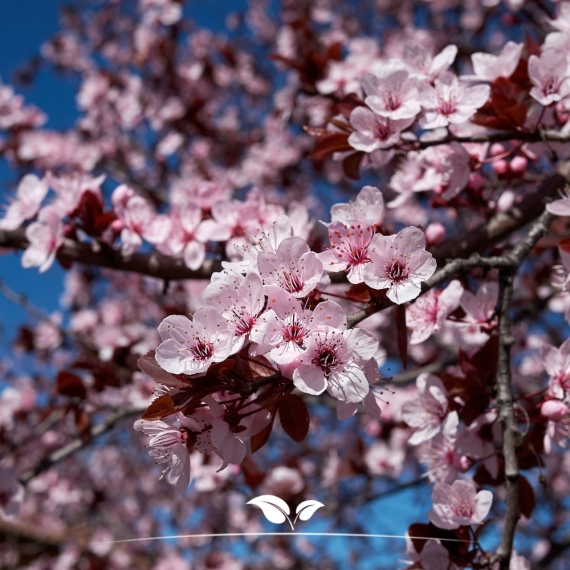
[
  {"left": 336, "top": 359, "right": 382, "bottom": 421},
  {"left": 528, "top": 51, "right": 570, "bottom": 107},
  {"left": 468, "top": 41, "right": 523, "bottom": 81},
  {"left": 47, "top": 172, "right": 106, "bottom": 216},
  {"left": 406, "top": 280, "right": 463, "bottom": 344},
  {"left": 157, "top": 205, "right": 209, "bottom": 270},
  {"left": 111, "top": 186, "right": 171, "bottom": 255},
  {"left": 319, "top": 221, "right": 375, "bottom": 284},
  {"left": 428, "top": 479, "right": 493, "bottom": 529},
  {"left": 250, "top": 286, "right": 345, "bottom": 365},
  {"left": 419, "top": 72, "right": 490, "bottom": 129},
  {"left": 362, "top": 226, "right": 437, "bottom": 304},
  {"left": 0, "top": 174, "right": 48, "bottom": 231},
  {"left": 134, "top": 411, "right": 214, "bottom": 493},
  {"left": 401, "top": 373, "right": 448, "bottom": 445},
  {"left": 0, "top": 466, "right": 24, "bottom": 520},
  {"left": 329, "top": 185, "right": 385, "bottom": 227},
  {"left": 292, "top": 328, "right": 379, "bottom": 403},
  {"left": 203, "top": 271, "right": 265, "bottom": 352},
  {"left": 348, "top": 106, "right": 414, "bottom": 152},
  {"left": 258, "top": 237, "right": 323, "bottom": 298},
  {"left": 155, "top": 306, "right": 237, "bottom": 375},
  {"left": 406, "top": 535, "right": 459, "bottom": 570},
  {"left": 403, "top": 43, "right": 458, "bottom": 82},
  {"left": 361, "top": 70, "right": 421, "bottom": 120},
  {"left": 540, "top": 339, "right": 570, "bottom": 398},
  {"left": 21, "top": 206, "right": 64, "bottom": 273},
  {"left": 546, "top": 188, "right": 570, "bottom": 216}
]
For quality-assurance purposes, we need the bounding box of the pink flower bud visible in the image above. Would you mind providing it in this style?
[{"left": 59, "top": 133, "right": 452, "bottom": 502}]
[
  {"left": 490, "top": 143, "right": 506, "bottom": 156},
  {"left": 541, "top": 400, "right": 569, "bottom": 421},
  {"left": 453, "top": 454, "right": 472, "bottom": 472},
  {"left": 425, "top": 222, "right": 446, "bottom": 245},
  {"left": 468, "top": 172, "right": 485, "bottom": 192},
  {"left": 509, "top": 156, "right": 527, "bottom": 173},
  {"left": 492, "top": 159, "right": 508, "bottom": 176},
  {"left": 496, "top": 190, "right": 515, "bottom": 212}
]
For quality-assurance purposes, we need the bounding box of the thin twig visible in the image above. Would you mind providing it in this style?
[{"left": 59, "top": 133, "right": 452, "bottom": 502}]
[{"left": 19, "top": 407, "right": 144, "bottom": 485}]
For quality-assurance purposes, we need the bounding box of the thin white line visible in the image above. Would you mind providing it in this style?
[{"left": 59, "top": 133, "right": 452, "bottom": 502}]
[{"left": 103, "top": 532, "right": 467, "bottom": 545}]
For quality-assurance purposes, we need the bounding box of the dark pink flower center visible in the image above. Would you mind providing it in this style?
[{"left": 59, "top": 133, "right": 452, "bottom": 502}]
[
  {"left": 313, "top": 343, "right": 341, "bottom": 376},
  {"left": 438, "top": 99, "right": 457, "bottom": 116},
  {"left": 279, "top": 271, "right": 305, "bottom": 294},
  {"left": 282, "top": 316, "right": 308, "bottom": 346},
  {"left": 384, "top": 258, "right": 409, "bottom": 283},
  {"left": 190, "top": 339, "right": 214, "bottom": 360}
]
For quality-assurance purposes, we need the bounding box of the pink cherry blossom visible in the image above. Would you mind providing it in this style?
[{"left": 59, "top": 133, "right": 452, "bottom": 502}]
[
  {"left": 419, "top": 72, "right": 490, "bottom": 129},
  {"left": 361, "top": 70, "right": 421, "bottom": 120},
  {"left": 292, "top": 328, "right": 379, "bottom": 403},
  {"left": 155, "top": 306, "right": 237, "bottom": 375},
  {"left": 403, "top": 43, "right": 458, "bottom": 82},
  {"left": 546, "top": 188, "right": 570, "bottom": 216},
  {"left": 406, "top": 280, "right": 463, "bottom": 344},
  {"left": 348, "top": 106, "right": 414, "bottom": 152},
  {"left": 540, "top": 339, "right": 570, "bottom": 398},
  {"left": 469, "top": 41, "right": 523, "bottom": 81},
  {"left": 21, "top": 206, "right": 64, "bottom": 273},
  {"left": 157, "top": 205, "right": 209, "bottom": 270},
  {"left": 336, "top": 358, "right": 382, "bottom": 420},
  {"left": 429, "top": 479, "right": 493, "bottom": 530},
  {"left": 203, "top": 271, "right": 265, "bottom": 352},
  {"left": 363, "top": 226, "right": 437, "bottom": 304},
  {"left": 401, "top": 373, "right": 448, "bottom": 445},
  {"left": 329, "top": 185, "right": 385, "bottom": 227},
  {"left": 250, "top": 286, "right": 346, "bottom": 364},
  {"left": 319, "top": 221, "right": 376, "bottom": 284},
  {"left": 46, "top": 172, "right": 106, "bottom": 216},
  {"left": 528, "top": 51, "right": 570, "bottom": 107},
  {"left": 258, "top": 237, "right": 323, "bottom": 298},
  {"left": 0, "top": 174, "right": 48, "bottom": 231}
]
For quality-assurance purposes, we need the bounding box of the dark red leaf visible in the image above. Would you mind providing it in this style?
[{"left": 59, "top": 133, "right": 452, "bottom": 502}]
[
  {"left": 278, "top": 394, "right": 310, "bottom": 442},
  {"left": 559, "top": 237, "right": 570, "bottom": 253},
  {"left": 251, "top": 416, "right": 274, "bottom": 453},
  {"left": 56, "top": 371, "right": 87, "bottom": 399},
  {"left": 141, "top": 393, "right": 176, "bottom": 420},
  {"left": 345, "top": 283, "right": 371, "bottom": 303},
  {"left": 519, "top": 475, "right": 535, "bottom": 518},
  {"left": 241, "top": 457, "right": 266, "bottom": 488},
  {"left": 407, "top": 522, "right": 431, "bottom": 553},
  {"left": 74, "top": 408, "right": 90, "bottom": 433},
  {"left": 342, "top": 151, "right": 364, "bottom": 180},
  {"left": 309, "top": 132, "right": 352, "bottom": 159},
  {"left": 396, "top": 304, "right": 408, "bottom": 370}
]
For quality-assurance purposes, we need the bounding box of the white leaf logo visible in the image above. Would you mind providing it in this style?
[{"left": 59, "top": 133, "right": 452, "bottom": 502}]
[
  {"left": 294, "top": 499, "right": 325, "bottom": 523},
  {"left": 247, "top": 495, "right": 293, "bottom": 529}
]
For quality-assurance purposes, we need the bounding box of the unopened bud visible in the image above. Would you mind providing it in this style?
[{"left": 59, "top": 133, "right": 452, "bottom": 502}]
[{"left": 541, "top": 399, "right": 569, "bottom": 421}]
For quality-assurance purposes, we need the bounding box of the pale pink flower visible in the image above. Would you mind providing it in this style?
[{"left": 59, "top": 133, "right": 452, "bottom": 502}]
[
  {"left": 364, "top": 438, "right": 405, "bottom": 478},
  {"left": 258, "top": 237, "right": 323, "bottom": 298},
  {"left": 361, "top": 70, "right": 421, "bottom": 120},
  {"left": 528, "top": 51, "right": 570, "bottom": 106},
  {"left": 546, "top": 187, "right": 570, "bottom": 216},
  {"left": 401, "top": 373, "right": 448, "bottom": 445},
  {"left": 250, "top": 286, "right": 345, "bottom": 365},
  {"left": 329, "top": 185, "right": 385, "bottom": 227},
  {"left": 348, "top": 106, "right": 414, "bottom": 152},
  {"left": 0, "top": 467, "right": 24, "bottom": 520},
  {"left": 319, "top": 221, "right": 375, "bottom": 284},
  {"left": 336, "top": 359, "right": 382, "bottom": 420},
  {"left": 540, "top": 339, "right": 570, "bottom": 398},
  {"left": 112, "top": 187, "right": 172, "bottom": 255},
  {"left": 21, "top": 206, "right": 64, "bottom": 273},
  {"left": 157, "top": 205, "right": 209, "bottom": 270},
  {"left": 46, "top": 172, "right": 105, "bottom": 216},
  {"left": 469, "top": 41, "right": 523, "bottom": 81},
  {"left": 261, "top": 466, "right": 304, "bottom": 496},
  {"left": 419, "top": 72, "right": 490, "bottom": 129},
  {"left": 0, "top": 174, "right": 48, "bottom": 230},
  {"left": 203, "top": 271, "right": 265, "bottom": 352},
  {"left": 292, "top": 328, "right": 379, "bottom": 403},
  {"left": 155, "top": 306, "right": 237, "bottom": 375},
  {"left": 403, "top": 43, "right": 458, "bottom": 82},
  {"left": 134, "top": 412, "right": 213, "bottom": 493},
  {"left": 363, "top": 227, "right": 437, "bottom": 304},
  {"left": 418, "top": 411, "right": 467, "bottom": 483},
  {"left": 428, "top": 479, "right": 493, "bottom": 529},
  {"left": 406, "top": 280, "right": 463, "bottom": 344}
]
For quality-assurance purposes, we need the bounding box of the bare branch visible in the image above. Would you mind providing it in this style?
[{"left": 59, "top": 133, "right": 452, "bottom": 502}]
[{"left": 19, "top": 407, "right": 144, "bottom": 485}]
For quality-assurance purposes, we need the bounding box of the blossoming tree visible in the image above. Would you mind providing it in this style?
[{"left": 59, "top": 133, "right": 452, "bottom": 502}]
[{"left": 3, "top": 0, "right": 570, "bottom": 568}]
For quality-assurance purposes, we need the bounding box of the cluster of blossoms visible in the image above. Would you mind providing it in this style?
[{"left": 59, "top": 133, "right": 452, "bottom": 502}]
[{"left": 135, "top": 186, "right": 437, "bottom": 489}]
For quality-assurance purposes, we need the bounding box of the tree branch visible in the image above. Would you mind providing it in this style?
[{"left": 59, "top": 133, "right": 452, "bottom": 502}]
[{"left": 19, "top": 407, "right": 143, "bottom": 485}]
